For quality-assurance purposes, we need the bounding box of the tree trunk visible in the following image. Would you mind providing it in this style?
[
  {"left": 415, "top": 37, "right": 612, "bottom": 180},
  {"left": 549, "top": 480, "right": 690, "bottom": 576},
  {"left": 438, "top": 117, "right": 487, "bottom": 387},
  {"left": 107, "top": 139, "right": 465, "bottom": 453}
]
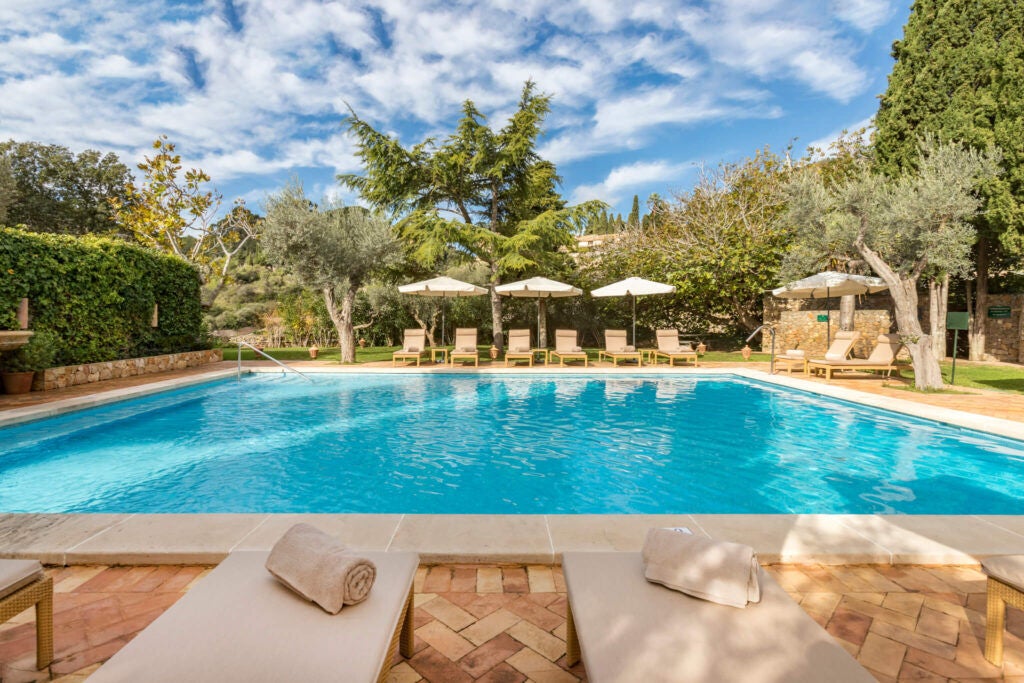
[
  {"left": 323, "top": 284, "right": 357, "bottom": 363},
  {"left": 928, "top": 274, "right": 949, "bottom": 359},
  {"left": 969, "top": 237, "right": 989, "bottom": 360},
  {"left": 839, "top": 295, "right": 855, "bottom": 332},
  {"left": 409, "top": 308, "right": 438, "bottom": 347},
  {"left": 489, "top": 261, "right": 504, "bottom": 352},
  {"left": 537, "top": 298, "right": 547, "bottom": 349},
  {"left": 854, "top": 239, "right": 943, "bottom": 389}
]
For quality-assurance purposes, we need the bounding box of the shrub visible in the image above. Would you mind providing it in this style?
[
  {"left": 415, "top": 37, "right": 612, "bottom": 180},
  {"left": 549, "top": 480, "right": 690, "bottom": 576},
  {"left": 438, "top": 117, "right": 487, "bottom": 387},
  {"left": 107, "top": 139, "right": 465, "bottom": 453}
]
[
  {"left": 0, "top": 329, "right": 57, "bottom": 372},
  {"left": 0, "top": 226, "right": 206, "bottom": 365}
]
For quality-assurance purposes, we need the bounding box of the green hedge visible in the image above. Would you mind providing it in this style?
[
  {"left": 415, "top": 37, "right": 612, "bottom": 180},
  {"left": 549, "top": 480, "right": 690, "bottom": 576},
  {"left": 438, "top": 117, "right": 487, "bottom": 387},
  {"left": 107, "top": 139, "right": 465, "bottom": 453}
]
[{"left": 0, "top": 227, "right": 206, "bottom": 366}]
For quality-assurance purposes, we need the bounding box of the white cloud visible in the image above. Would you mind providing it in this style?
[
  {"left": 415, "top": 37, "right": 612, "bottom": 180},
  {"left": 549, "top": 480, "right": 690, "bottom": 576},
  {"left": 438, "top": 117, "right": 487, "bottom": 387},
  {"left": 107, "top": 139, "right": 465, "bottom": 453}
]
[
  {"left": 805, "top": 117, "right": 874, "bottom": 154},
  {"left": 833, "top": 0, "right": 893, "bottom": 32},
  {"left": 571, "top": 159, "right": 693, "bottom": 205}
]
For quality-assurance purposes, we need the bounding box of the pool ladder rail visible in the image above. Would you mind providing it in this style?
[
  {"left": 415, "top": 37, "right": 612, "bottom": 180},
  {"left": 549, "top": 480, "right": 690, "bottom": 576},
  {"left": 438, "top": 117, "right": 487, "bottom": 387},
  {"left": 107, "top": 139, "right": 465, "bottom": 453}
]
[
  {"left": 236, "top": 341, "right": 315, "bottom": 382},
  {"left": 745, "top": 324, "right": 776, "bottom": 374}
]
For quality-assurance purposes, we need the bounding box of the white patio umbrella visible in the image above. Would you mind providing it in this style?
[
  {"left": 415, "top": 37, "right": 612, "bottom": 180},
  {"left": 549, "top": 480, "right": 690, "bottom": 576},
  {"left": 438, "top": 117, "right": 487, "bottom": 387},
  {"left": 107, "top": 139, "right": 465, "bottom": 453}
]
[
  {"left": 397, "top": 276, "right": 487, "bottom": 345},
  {"left": 771, "top": 271, "right": 888, "bottom": 346},
  {"left": 495, "top": 277, "right": 583, "bottom": 348},
  {"left": 591, "top": 277, "right": 676, "bottom": 347}
]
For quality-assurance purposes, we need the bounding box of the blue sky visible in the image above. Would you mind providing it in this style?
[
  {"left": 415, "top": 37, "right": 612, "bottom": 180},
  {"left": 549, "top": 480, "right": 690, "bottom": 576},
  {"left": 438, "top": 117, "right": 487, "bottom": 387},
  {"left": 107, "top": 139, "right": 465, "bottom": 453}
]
[{"left": 0, "top": 0, "right": 910, "bottom": 218}]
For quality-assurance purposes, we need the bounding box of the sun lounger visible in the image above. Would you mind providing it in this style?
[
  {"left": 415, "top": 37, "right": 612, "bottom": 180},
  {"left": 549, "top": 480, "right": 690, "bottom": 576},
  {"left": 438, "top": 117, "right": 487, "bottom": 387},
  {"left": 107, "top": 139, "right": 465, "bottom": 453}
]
[
  {"left": 504, "top": 329, "right": 535, "bottom": 367},
  {"left": 87, "top": 550, "right": 419, "bottom": 683},
  {"left": 807, "top": 333, "right": 906, "bottom": 380},
  {"left": 450, "top": 328, "right": 480, "bottom": 367},
  {"left": 599, "top": 329, "right": 642, "bottom": 366},
  {"left": 0, "top": 560, "right": 52, "bottom": 671},
  {"left": 652, "top": 329, "right": 698, "bottom": 367},
  {"left": 563, "top": 551, "right": 875, "bottom": 683},
  {"left": 982, "top": 555, "right": 1024, "bottom": 666},
  {"left": 549, "top": 329, "right": 588, "bottom": 366},
  {"left": 391, "top": 328, "right": 428, "bottom": 367},
  {"left": 779, "top": 330, "right": 860, "bottom": 375}
]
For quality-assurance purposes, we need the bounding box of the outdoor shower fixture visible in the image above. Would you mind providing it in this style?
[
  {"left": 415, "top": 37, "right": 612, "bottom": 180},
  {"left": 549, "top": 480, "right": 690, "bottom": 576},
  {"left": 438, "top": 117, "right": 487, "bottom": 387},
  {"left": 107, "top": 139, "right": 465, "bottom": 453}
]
[{"left": 746, "top": 324, "right": 776, "bottom": 374}]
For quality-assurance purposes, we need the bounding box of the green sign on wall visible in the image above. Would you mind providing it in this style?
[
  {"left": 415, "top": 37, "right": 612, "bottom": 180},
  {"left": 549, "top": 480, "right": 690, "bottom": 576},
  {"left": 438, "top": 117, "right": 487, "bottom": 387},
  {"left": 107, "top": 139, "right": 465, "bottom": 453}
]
[
  {"left": 816, "top": 314, "right": 828, "bottom": 322},
  {"left": 946, "top": 312, "right": 969, "bottom": 330},
  {"left": 988, "top": 306, "right": 1012, "bottom": 319}
]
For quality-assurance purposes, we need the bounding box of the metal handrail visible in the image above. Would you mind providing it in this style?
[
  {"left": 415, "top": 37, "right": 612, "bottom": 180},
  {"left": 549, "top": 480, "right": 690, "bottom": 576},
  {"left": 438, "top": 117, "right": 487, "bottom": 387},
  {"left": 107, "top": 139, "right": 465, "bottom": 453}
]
[
  {"left": 746, "top": 324, "right": 776, "bottom": 374},
  {"left": 236, "top": 341, "right": 314, "bottom": 382}
]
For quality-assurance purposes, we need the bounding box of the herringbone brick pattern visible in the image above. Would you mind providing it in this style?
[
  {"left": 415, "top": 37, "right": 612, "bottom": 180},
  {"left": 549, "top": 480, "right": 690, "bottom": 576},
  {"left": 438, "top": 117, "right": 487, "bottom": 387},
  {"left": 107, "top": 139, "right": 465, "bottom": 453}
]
[{"left": 3, "top": 563, "right": 1024, "bottom": 682}]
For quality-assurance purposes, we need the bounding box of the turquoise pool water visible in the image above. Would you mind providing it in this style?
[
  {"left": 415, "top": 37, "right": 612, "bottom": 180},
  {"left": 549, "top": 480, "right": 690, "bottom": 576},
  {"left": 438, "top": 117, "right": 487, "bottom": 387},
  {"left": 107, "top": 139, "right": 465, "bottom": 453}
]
[{"left": 2, "top": 374, "right": 1023, "bottom": 514}]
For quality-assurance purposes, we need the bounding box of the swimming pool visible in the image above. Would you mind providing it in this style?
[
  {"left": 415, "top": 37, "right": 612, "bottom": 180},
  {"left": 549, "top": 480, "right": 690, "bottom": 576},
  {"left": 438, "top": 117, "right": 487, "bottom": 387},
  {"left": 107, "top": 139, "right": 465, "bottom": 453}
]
[{"left": 2, "top": 373, "right": 1023, "bottom": 514}]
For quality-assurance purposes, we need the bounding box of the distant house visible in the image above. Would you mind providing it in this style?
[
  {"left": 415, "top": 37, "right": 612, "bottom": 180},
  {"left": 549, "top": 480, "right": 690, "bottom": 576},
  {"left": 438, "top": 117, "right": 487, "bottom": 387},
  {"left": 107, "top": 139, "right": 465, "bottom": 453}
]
[{"left": 575, "top": 232, "right": 624, "bottom": 250}]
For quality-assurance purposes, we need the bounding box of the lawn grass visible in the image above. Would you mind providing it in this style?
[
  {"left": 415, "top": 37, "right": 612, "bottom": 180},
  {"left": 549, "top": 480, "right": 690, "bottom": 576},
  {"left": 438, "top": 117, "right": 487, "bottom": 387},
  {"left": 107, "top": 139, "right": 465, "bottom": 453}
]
[
  {"left": 890, "top": 360, "right": 1024, "bottom": 393},
  {"left": 223, "top": 345, "right": 772, "bottom": 365}
]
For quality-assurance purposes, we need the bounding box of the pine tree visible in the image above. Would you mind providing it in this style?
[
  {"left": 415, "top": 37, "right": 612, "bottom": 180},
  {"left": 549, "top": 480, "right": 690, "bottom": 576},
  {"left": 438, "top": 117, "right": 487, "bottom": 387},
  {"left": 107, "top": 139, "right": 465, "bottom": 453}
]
[
  {"left": 873, "top": 0, "right": 1024, "bottom": 359},
  {"left": 627, "top": 194, "right": 640, "bottom": 228}
]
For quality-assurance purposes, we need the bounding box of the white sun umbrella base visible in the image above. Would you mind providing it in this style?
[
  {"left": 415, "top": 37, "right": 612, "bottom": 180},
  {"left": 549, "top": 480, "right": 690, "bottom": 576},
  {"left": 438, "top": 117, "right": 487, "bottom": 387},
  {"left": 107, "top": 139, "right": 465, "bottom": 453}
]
[
  {"left": 398, "top": 276, "right": 487, "bottom": 346},
  {"left": 771, "top": 271, "right": 888, "bottom": 346},
  {"left": 591, "top": 277, "right": 676, "bottom": 347},
  {"left": 495, "top": 277, "right": 583, "bottom": 348}
]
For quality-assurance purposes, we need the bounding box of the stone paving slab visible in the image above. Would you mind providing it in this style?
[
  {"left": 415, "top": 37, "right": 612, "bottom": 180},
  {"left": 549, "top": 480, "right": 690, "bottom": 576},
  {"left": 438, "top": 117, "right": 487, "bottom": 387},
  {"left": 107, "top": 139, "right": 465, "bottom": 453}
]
[{"left": 2, "top": 512, "right": 1024, "bottom": 566}]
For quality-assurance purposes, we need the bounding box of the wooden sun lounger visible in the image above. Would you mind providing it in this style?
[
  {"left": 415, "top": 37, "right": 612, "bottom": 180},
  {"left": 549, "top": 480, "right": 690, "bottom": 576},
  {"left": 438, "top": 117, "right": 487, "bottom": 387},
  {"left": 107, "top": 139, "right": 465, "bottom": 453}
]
[
  {"left": 807, "top": 333, "right": 906, "bottom": 381},
  {"left": 450, "top": 328, "right": 480, "bottom": 367},
  {"left": 777, "top": 330, "right": 860, "bottom": 376},
  {"left": 549, "top": 329, "right": 588, "bottom": 366},
  {"left": 563, "top": 551, "right": 875, "bottom": 683},
  {"left": 651, "top": 329, "right": 698, "bottom": 367},
  {"left": 504, "top": 329, "right": 535, "bottom": 367},
  {"left": 87, "top": 551, "right": 419, "bottom": 683},
  {"left": 392, "top": 328, "right": 428, "bottom": 366},
  {"left": 598, "top": 330, "right": 642, "bottom": 366}
]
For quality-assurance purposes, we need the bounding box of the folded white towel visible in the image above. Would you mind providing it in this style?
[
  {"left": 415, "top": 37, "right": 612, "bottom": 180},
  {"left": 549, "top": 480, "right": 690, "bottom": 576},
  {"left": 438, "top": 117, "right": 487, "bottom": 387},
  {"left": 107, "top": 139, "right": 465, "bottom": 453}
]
[
  {"left": 266, "top": 523, "right": 376, "bottom": 614},
  {"left": 572, "top": 346, "right": 583, "bottom": 352},
  {"left": 784, "top": 349, "right": 805, "bottom": 358},
  {"left": 511, "top": 345, "right": 530, "bottom": 353},
  {"left": 457, "top": 346, "right": 476, "bottom": 353},
  {"left": 403, "top": 346, "right": 419, "bottom": 353},
  {"left": 624, "top": 345, "right": 636, "bottom": 352},
  {"left": 641, "top": 527, "right": 761, "bottom": 608},
  {"left": 824, "top": 352, "right": 845, "bottom": 361}
]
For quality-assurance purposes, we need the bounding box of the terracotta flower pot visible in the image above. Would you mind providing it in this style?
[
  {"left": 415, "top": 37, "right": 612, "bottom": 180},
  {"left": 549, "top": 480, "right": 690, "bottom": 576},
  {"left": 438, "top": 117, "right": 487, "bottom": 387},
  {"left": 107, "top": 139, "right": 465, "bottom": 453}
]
[
  {"left": 308, "top": 346, "right": 319, "bottom": 359},
  {"left": 1, "top": 371, "right": 35, "bottom": 394},
  {"left": 489, "top": 345, "right": 498, "bottom": 360},
  {"left": 741, "top": 345, "right": 752, "bottom": 360}
]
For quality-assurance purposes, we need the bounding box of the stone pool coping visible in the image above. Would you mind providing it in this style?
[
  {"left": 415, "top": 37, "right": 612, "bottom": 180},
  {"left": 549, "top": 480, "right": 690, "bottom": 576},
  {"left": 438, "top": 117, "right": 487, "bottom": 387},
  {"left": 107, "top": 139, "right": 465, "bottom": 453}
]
[{"left": 2, "top": 365, "right": 1024, "bottom": 566}]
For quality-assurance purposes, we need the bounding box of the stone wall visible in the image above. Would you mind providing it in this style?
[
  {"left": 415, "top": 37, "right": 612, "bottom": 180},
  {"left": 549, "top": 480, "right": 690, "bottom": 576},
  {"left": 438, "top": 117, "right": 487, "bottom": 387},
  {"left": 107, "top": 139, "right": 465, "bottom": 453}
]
[
  {"left": 979, "top": 293, "right": 1024, "bottom": 362},
  {"left": 764, "top": 309, "right": 893, "bottom": 358},
  {"left": 33, "top": 349, "right": 223, "bottom": 391}
]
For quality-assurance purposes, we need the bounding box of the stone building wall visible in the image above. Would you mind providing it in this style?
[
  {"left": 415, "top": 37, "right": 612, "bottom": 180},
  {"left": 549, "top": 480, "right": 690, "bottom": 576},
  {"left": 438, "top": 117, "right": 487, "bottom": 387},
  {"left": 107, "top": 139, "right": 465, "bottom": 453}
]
[
  {"left": 763, "top": 309, "right": 893, "bottom": 358},
  {"left": 979, "top": 293, "right": 1024, "bottom": 362},
  {"left": 33, "top": 349, "right": 224, "bottom": 391}
]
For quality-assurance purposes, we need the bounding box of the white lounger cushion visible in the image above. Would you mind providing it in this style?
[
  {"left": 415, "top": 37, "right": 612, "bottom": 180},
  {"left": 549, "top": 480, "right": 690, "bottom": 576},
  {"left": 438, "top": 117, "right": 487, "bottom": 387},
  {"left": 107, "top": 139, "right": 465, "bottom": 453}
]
[
  {"left": 0, "top": 559, "right": 43, "bottom": 600},
  {"left": 564, "top": 552, "right": 875, "bottom": 683},
  {"left": 88, "top": 550, "right": 418, "bottom": 683}
]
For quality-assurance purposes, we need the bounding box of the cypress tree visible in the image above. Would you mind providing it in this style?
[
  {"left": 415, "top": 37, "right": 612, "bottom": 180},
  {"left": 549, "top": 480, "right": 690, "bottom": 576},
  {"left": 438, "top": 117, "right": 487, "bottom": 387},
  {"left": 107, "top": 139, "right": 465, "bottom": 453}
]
[
  {"left": 627, "top": 194, "right": 640, "bottom": 228},
  {"left": 873, "top": 0, "right": 1024, "bottom": 358}
]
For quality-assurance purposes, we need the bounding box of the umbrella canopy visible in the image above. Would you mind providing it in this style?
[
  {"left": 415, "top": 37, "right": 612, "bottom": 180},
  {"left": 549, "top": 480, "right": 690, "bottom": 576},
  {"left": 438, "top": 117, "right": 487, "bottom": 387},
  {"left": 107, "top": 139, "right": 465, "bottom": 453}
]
[
  {"left": 591, "top": 277, "right": 676, "bottom": 298},
  {"left": 771, "top": 271, "right": 887, "bottom": 299},
  {"left": 771, "top": 271, "right": 888, "bottom": 346},
  {"left": 496, "top": 277, "right": 582, "bottom": 348},
  {"left": 591, "top": 277, "right": 676, "bottom": 347},
  {"left": 397, "top": 276, "right": 487, "bottom": 297},
  {"left": 398, "top": 276, "right": 487, "bottom": 345}
]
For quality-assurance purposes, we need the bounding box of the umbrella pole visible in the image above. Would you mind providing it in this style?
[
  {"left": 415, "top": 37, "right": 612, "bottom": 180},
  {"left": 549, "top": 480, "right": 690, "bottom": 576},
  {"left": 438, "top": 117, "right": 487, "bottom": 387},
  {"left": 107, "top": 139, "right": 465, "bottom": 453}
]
[
  {"left": 632, "top": 294, "right": 637, "bottom": 347},
  {"left": 826, "top": 287, "right": 831, "bottom": 347},
  {"left": 442, "top": 296, "right": 446, "bottom": 347}
]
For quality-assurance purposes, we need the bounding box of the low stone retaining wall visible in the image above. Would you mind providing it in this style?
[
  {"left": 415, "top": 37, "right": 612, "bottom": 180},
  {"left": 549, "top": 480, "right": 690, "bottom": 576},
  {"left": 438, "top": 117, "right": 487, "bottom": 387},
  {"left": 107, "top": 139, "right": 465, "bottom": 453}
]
[
  {"left": 764, "top": 310, "right": 893, "bottom": 358},
  {"left": 33, "top": 349, "right": 223, "bottom": 391}
]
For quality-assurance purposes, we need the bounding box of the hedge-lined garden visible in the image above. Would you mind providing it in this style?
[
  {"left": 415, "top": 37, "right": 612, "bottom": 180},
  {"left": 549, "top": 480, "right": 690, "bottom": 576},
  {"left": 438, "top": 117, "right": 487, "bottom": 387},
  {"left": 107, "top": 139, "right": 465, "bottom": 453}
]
[{"left": 0, "top": 227, "right": 207, "bottom": 366}]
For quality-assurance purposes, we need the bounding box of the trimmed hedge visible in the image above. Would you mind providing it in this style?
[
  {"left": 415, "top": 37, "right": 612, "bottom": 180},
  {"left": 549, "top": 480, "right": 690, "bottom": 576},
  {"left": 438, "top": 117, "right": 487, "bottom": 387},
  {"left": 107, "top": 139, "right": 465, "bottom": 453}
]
[{"left": 0, "top": 227, "right": 206, "bottom": 366}]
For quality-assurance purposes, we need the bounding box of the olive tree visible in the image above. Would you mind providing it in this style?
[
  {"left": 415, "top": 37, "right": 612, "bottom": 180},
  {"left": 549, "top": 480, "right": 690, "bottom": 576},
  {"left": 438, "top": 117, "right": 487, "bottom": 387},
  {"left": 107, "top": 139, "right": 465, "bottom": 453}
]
[
  {"left": 787, "top": 139, "right": 1000, "bottom": 389},
  {"left": 263, "top": 183, "right": 400, "bottom": 362}
]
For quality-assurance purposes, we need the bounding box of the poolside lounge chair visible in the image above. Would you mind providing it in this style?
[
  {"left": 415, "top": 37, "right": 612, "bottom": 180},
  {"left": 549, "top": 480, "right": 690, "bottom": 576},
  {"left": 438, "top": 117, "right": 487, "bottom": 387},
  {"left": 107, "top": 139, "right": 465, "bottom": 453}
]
[
  {"left": 777, "top": 330, "right": 860, "bottom": 375},
  {"left": 652, "top": 329, "right": 698, "bottom": 367},
  {"left": 599, "top": 329, "right": 642, "bottom": 366},
  {"left": 807, "top": 333, "right": 905, "bottom": 381},
  {"left": 505, "top": 329, "right": 535, "bottom": 367},
  {"left": 563, "top": 551, "right": 875, "bottom": 683},
  {"left": 0, "top": 560, "right": 52, "bottom": 671},
  {"left": 450, "top": 328, "right": 480, "bottom": 367},
  {"left": 391, "top": 328, "right": 428, "bottom": 367},
  {"left": 550, "top": 329, "right": 588, "bottom": 366},
  {"left": 982, "top": 555, "right": 1024, "bottom": 666},
  {"left": 87, "top": 550, "right": 419, "bottom": 683}
]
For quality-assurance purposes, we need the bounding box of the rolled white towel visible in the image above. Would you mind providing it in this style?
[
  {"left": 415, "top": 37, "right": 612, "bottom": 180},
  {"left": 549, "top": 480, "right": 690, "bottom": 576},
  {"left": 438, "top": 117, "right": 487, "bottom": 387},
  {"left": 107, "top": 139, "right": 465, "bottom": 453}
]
[
  {"left": 641, "top": 527, "right": 760, "bottom": 608},
  {"left": 266, "top": 523, "right": 377, "bottom": 614},
  {"left": 572, "top": 345, "right": 583, "bottom": 352},
  {"left": 457, "top": 346, "right": 476, "bottom": 353}
]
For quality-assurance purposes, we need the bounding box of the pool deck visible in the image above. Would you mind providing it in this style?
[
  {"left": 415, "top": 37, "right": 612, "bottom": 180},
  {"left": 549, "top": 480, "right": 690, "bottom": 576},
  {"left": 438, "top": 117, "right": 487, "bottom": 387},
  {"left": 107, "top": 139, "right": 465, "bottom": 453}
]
[{"left": 2, "top": 362, "right": 1024, "bottom": 567}]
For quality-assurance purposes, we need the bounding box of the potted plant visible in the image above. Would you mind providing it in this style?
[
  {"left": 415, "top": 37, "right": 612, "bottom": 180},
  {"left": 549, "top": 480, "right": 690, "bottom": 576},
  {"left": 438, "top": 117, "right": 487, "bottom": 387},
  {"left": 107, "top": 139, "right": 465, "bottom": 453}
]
[
  {"left": 1, "top": 330, "right": 56, "bottom": 394},
  {"left": 308, "top": 345, "right": 319, "bottom": 359}
]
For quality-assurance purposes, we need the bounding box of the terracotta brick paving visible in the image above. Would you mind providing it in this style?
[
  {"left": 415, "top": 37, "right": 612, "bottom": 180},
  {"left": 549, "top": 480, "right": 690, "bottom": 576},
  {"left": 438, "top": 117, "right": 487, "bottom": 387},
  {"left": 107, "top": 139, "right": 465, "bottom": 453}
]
[{"left": 5, "top": 563, "right": 1024, "bottom": 681}]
